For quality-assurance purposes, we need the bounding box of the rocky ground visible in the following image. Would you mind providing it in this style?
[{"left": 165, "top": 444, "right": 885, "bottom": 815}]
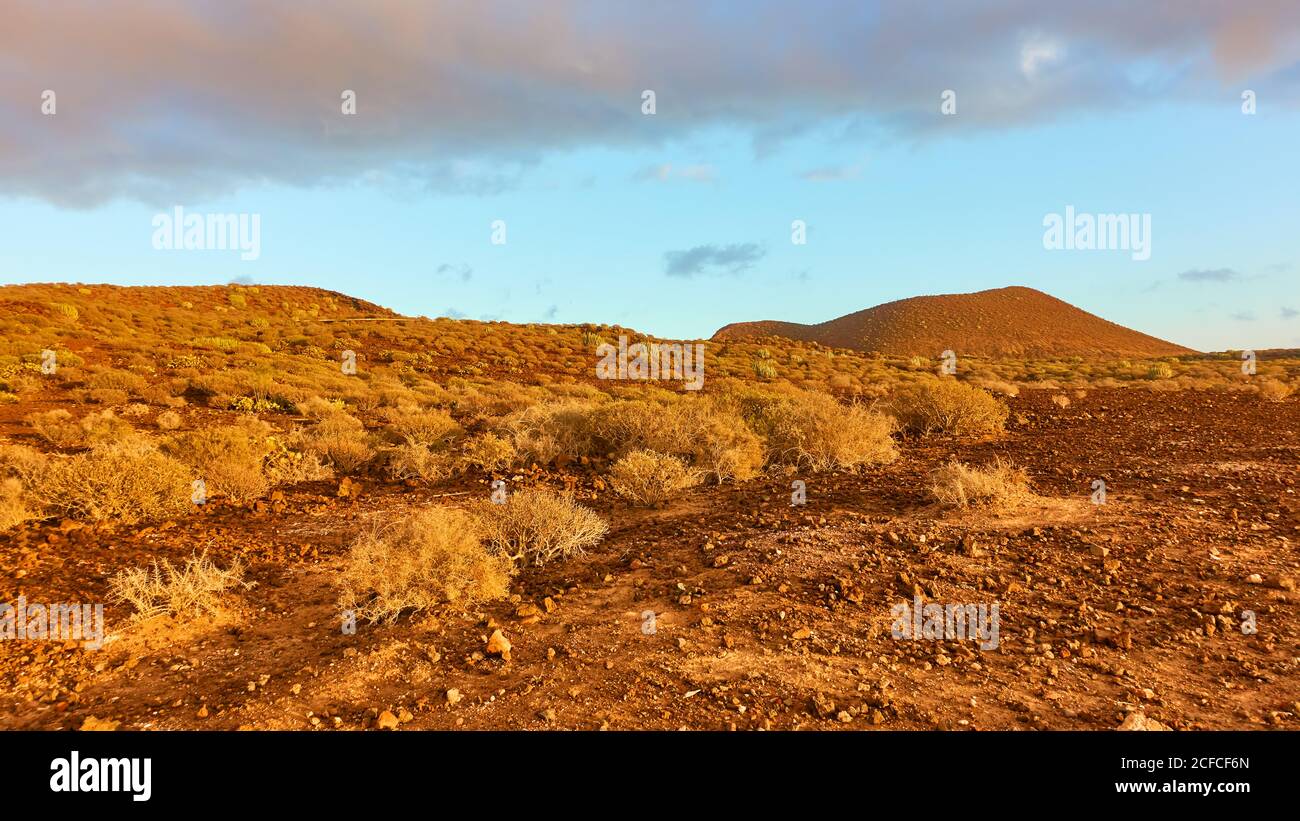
[{"left": 1, "top": 388, "right": 1296, "bottom": 730}]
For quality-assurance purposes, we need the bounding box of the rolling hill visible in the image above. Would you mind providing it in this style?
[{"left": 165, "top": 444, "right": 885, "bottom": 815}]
[{"left": 712, "top": 286, "right": 1195, "bottom": 358}]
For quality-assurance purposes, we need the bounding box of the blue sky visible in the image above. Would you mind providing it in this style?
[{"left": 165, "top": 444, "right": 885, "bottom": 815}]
[{"left": 2, "top": 1, "right": 1298, "bottom": 351}]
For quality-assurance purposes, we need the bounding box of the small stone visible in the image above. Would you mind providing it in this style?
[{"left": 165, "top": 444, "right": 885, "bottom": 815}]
[
  {"left": 1117, "top": 713, "right": 1170, "bottom": 731},
  {"left": 376, "top": 710, "right": 400, "bottom": 730},
  {"left": 78, "top": 716, "right": 120, "bottom": 731},
  {"left": 486, "top": 629, "right": 512, "bottom": 661},
  {"left": 792, "top": 627, "right": 812, "bottom": 641},
  {"left": 445, "top": 689, "right": 462, "bottom": 705},
  {"left": 810, "top": 693, "right": 836, "bottom": 719}
]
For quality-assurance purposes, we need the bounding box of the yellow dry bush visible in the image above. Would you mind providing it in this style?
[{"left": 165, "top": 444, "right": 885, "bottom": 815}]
[
  {"left": 385, "top": 442, "right": 453, "bottom": 481},
  {"left": 27, "top": 408, "right": 133, "bottom": 448},
  {"left": 928, "top": 459, "right": 1032, "bottom": 509},
  {"left": 594, "top": 399, "right": 764, "bottom": 483},
  {"left": 303, "top": 412, "right": 375, "bottom": 473},
  {"left": 163, "top": 418, "right": 274, "bottom": 502},
  {"left": 473, "top": 488, "right": 608, "bottom": 567},
  {"left": 155, "top": 410, "right": 182, "bottom": 430},
  {"left": 0, "top": 477, "right": 36, "bottom": 530},
  {"left": 39, "top": 438, "right": 193, "bottom": 523},
  {"left": 742, "top": 390, "right": 897, "bottom": 471},
  {"left": 26, "top": 409, "right": 80, "bottom": 447},
  {"left": 501, "top": 400, "right": 604, "bottom": 465},
  {"left": 382, "top": 406, "right": 462, "bottom": 447},
  {"left": 1256, "top": 378, "right": 1293, "bottom": 402},
  {"left": 337, "top": 507, "right": 513, "bottom": 623},
  {"left": 109, "top": 553, "right": 247, "bottom": 621},
  {"left": 889, "top": 378, "right": 1008, "bottom": 436},
  {"left": 973, "top": 378, "right": 1020, "bottom": 397},
  {"left": 458, "top": 433, "right": 516, "bottom": 472},
  {"left": 609, "top": 450, "right": 701, "bottom": 505}
]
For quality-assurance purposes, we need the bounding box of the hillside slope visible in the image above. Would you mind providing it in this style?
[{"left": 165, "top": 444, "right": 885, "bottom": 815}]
[{"left": 712, "top": 286, "right": 1195, "bottom": 358}]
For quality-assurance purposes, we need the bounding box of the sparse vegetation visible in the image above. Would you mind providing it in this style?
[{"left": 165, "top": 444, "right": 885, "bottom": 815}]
[
  {"left": 474, "top": 489, "right": 608, "bottom": 566},
  {"left": 39, "top": 439, "right": 193, "bottom": 523},
  {"left": 109, "top": 553, "right": 247, "bottom": 621},
  {"left": 928, "top": 459, "right": 1032, "bottom": 509},
  {"left": 337, "top": 507, "right": 513, "bottom": 623},
  {"left": 889, "top": 379, "right": 1008, "bottom": 436},
  {"left": 609, "top": 450, "right": 702, "bottom": 505}
]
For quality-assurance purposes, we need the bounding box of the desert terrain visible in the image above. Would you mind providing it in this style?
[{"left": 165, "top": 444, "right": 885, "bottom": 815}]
[{"left": 1, "top": 282, "right": 1296, "bottom": 731}]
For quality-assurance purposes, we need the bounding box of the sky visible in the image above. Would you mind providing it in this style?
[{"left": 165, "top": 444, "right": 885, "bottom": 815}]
[{"left": 1, "top": 0, "right": 1298, "bottom": 351}]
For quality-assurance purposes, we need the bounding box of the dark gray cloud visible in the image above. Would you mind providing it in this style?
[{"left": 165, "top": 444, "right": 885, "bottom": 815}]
[
  {"left": 1281, "top": 306, "right": 1299, "bottom": 319},
  {"left": 3, "top": 0, "right": 1300, "bottom": 206},
  {"left": 665, "top": 243, "right": 766, "bottom": 277},
  {"left": 1231, "top": 311, "right": 1258, "bottom": 321},
  {"left": 1178, "top": 267, "right": 1241, "bottom": 282}
]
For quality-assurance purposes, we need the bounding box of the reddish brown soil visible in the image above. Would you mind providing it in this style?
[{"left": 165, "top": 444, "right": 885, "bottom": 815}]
[
  {"left": 713, "top": 286, "right": 1195, "bottom": 358},
  {"left": 1, "top": 388, "right": 1296, "bottom": 731}
]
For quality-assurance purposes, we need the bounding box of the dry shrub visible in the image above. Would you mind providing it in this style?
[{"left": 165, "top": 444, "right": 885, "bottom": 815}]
[
  {"left": 85, "top": 388, "right": 130, "bottom": 406},
  {"left": 27, "top": 409, "right": 80, "bottom": 447},
  {"left": 264, "top": 445, "right": 333, "bottom": 485},
  {"left": 502, "top": 400, "right": 603, "bottom": 465},
  {"left": 595, "top": 399, "right": 764, "bottom": 483},
  {"left": 79, "top": 409, "right": 134, "bottom": 444},
  {"left": 109, "top": 553, "right": 247, "bottom": 621},
  {"left": 974, "top": 378, "right": 1020, "bottom": 397},
  {"left": 155, "top": 410, "right": 182, "bottom": 430},
  {"left": 745, "top": 391, "right": 897, "bottom": 471},
  {"left": 928, "top": 459, "right": 1032, "bottom": 509},
  {"left": 304, "top": 412, "right": 375, "bottom": 473},
  {"left": 0, "top": 442, "right": 48, "bottom": 529},
  {"left": 1147, "top": 362, "right": 1174, "bottom": 380},
  {"left": 609, "top": 450, "right": 701, "bottom": 505},
  {"left": 459, "top": 433, "right": 516, "bottom": 472},
  {"left": 385, "top": 442, "right": 452, "bottom": 481},
  {"left": 164, "top": 418, "right": 273, "bottom": 502},
  {"left": 0, "top": 477, "right": 35, "bottom": 530},
  {"left": 1256, "top": 378, "right": 1293, "bottom": 402},
  {"left": 337, "top": 507, "right": 513, "bottom": 623},
  {"left": 383, "top": 407, "right": 461, "bottom": 447},
  {"left": 474, "top": 488, "right": 608, "bottom": 567},
  {"left": 86, "top": 368, "right": 147, "bottom": 396},
  {"left": 27, "top": 408, "right": 133, "bottom": 448},
  {"left": 296, "top": 395, "right": 346, "bottom": 419},
  {"left": 39, "top": 439, "right": 192, "bottom": 523},
  {"left": 889, "top": 379, "right": 1008, "bottom": 436},
  {"left": 1050, "top": 394, "right": 1071, "bottom": 408}
]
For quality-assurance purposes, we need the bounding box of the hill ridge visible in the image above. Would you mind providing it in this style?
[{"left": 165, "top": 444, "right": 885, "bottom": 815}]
[{"left": 712, "top": 285, "right": 1195, "bottom": 358}]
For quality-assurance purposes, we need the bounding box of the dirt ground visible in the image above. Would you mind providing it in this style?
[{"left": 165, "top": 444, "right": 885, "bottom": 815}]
[{"left": 2, "top": 388, "right": 1296, "bottom": 730}]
